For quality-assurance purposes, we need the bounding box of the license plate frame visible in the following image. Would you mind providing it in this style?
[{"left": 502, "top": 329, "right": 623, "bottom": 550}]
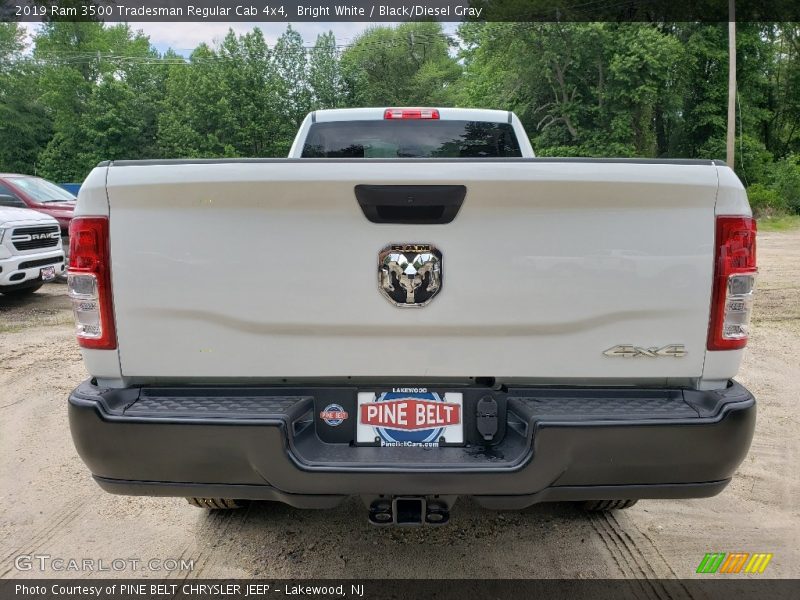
[{"left": 355, "top": 389, "right": 464, "bottom": 447}]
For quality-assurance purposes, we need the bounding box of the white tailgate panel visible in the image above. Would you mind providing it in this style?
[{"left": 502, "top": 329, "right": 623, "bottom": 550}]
[{"left": 107, "top": 161, "right": 717, "bottom": 381}]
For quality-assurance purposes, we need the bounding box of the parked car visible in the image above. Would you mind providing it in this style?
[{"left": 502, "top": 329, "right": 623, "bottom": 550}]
[
  {"left": 0, "top": 206, "right": 65, "bottom": 296},
  {"left": 67, "top": 108, "right": 756, "bottom": 525},
  {"left": 0, "top": 174, "right": 76, "bottom": 234}
]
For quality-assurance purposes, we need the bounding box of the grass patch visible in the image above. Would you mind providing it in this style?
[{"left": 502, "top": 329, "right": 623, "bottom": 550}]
[
  {"left": 757, "top": 215, "right": 800, "bottom": 232},
  {"left": 0, "top": 324, "right": 26, "bottom": 334}
]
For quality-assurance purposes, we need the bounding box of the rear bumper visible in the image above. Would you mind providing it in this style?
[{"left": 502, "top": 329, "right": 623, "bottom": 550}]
[{"left": 68, "top": 380, "right": 756, "bottom": 509}]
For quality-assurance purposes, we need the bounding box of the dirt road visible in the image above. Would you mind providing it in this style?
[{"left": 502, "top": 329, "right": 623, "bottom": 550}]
[{"left": 1, "top": 230, "right": 798, "bottom": 579}]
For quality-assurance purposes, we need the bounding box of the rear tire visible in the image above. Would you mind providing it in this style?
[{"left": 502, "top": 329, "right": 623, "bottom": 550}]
[
  {"left": 582, "top": 499, "right": 638, "bottom": 512},
  {"left": 1, "top": 283, "right": 43, "bottom": 296},
  {"left": 186, "top": 497, "right": 245, "bottom": 510}
]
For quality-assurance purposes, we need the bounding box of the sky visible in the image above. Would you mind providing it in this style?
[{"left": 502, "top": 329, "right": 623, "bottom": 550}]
[
  {"left": 22, "top": 21, "right": 460, "bottom": 55},
  {"left": 132, "top": 22, "right": 381, "bottom": 54}
]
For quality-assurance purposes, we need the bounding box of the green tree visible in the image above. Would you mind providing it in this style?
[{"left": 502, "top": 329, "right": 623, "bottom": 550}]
[
  {"left": 34, "top": 22, "right": 162, "bottom": 180},
  {"left": 1, "top": 19, "right": 799, "bottom": 217},
  {"left": 0, "top": 23, "right": 52, "bottom": 174},
  {"left": 457, "top": 23, "right": 684, "bottom": 157},
  {"left": 309, "top": 31, "right": 341, "bottom": 109},
  {"left": 340, "top": 23, "right": 460, "bottom": 106},
  {"left": 157, "top": 43, "right": 237, "bottom": 158},
  {"left": 273, "top": 25, "right": 311, "bottom": 130},
  {"left": 157, "top": 28, "right": 289, "bottom": 159}
]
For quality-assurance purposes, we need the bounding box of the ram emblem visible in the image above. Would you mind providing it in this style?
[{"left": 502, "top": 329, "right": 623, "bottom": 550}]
[{"left": 378, "top": 244, "right": 442, "bottom": 307}]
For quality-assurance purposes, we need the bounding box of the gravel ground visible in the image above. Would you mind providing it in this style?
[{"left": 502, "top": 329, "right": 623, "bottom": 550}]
[{"left": 1, "top": 229, "right": 798, "bottom": 580}]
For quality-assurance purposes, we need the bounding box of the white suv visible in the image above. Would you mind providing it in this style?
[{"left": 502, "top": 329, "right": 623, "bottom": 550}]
[{"left": 0, "top": 206, "right": 65, "bottom": 296}]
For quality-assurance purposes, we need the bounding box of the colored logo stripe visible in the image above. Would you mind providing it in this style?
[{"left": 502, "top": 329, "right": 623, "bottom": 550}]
[
  {"left": 719, "top": 553, "right": 749, "bottom": 573},
  {"left": 744, "top": 553, "right": 773, "bottom": 574},
  {"left": 697, "top": 552, "right": 773, "bottom": 574},
  {"left": 697, "top": 553, "right": 726, "bottom": 573}
]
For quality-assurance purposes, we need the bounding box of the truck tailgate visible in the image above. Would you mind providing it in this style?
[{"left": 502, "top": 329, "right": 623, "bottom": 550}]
[{"left": 104, "top": 160, "right": 718, "bottom": 382}]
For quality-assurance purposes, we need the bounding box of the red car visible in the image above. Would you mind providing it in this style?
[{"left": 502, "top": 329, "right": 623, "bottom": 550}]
[{"left": 0, "top": 174, "right": 76, "bottom": 233}]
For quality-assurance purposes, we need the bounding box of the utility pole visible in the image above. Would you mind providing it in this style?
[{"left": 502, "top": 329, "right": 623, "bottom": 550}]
[{"left": 727, "top": 0, "right": 737, "bottom": 166}]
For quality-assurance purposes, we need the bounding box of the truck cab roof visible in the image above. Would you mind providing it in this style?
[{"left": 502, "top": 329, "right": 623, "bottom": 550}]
[{"left": 311, "top": 107, "right": 515, "bottom": 123}]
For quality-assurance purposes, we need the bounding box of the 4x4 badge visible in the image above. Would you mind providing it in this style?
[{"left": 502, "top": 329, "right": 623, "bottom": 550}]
[
  {"left": 378, "top": 243, "right": 442, "bottom": 307},
  {"left": 603, "top": 344, "right": 687, "bottom": 358}
]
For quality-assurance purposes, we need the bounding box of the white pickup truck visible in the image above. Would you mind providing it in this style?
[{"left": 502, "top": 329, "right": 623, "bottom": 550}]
[
  {"left": 68, "top": 108, "right": 757, "bottom": 524},
  {"left": 0, "top": 207, "right": 65, "bottom": 295}
]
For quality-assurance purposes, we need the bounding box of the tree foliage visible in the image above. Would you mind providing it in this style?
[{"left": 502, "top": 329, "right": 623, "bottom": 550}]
[
  {"left": 1, "top": 21, "right": 799, "bottom": 215},
  {"left": 340, "top": 23, "right": 460, "bottom": 106},
  {"left": 455, "top": 22, "right": 800, "bottom": 213},
  {"left": 0, "top": 23, "right": 51, "bottom": 174}
]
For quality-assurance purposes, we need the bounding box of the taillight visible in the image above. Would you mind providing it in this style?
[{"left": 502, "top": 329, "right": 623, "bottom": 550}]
[
  {"left": 384, "top": 108, "right": 440, "bottom": 120},
  {"left": 68, "top": 217, "right": 116, "bottom": 349},
  {"left": 707, "top": 216, "right": 757, "bottom": 351}
]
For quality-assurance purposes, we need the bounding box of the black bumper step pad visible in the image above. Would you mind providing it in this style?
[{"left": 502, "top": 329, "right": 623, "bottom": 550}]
[
  {"left": 509, "top": 391, "right": 699, "bottom": 421},
  {"left": 119, "top": 389, "right": 312, "bottom": 420}
]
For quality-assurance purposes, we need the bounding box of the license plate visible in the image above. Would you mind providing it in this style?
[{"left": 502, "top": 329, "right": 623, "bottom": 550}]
[
  {"left": 40, "top": 266, "right": 56, "bottom": 281},
  {"left": 356, "top": 389, "right": 463, "bottom": 447}
]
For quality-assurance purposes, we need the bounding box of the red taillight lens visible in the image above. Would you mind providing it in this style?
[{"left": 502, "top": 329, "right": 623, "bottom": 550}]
[
  {"left": 384, "top": 108, "right": 440, "bottom": 120},
  {"left": 68, "top": 217, "right": 116, "bottom": 350},
  {"left": 707, "top": 216, "right": 757, "bottom": 351}
]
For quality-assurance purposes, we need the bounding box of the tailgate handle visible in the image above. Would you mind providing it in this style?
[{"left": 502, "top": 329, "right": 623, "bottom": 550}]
[{"left": 355, "top": 185, "right": 466, "bottom": 224}]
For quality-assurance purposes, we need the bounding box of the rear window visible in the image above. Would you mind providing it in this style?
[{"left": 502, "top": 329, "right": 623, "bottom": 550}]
[{"left": 301, "top": 120, "right": 522, "bottom": 158}]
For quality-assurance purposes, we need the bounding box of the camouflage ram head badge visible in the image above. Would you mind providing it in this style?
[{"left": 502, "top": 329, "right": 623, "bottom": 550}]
[{"left": 378, "top": 244, "right": 442, "bottom": 307}]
